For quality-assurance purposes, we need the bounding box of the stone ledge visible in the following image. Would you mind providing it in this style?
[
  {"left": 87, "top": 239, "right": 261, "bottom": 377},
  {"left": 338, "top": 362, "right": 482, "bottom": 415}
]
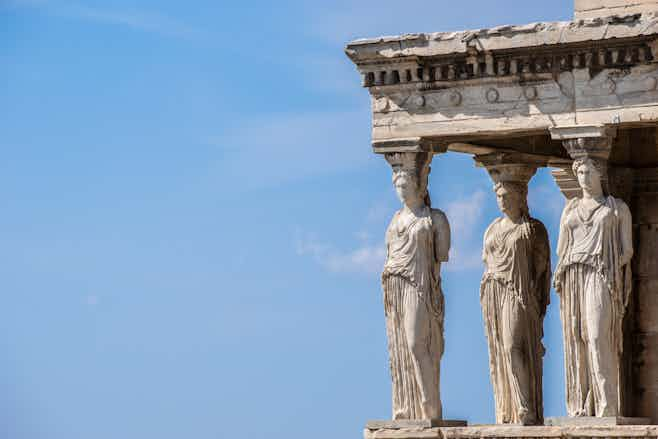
[
  {"left": 364, "top": 425, "right": 658, "bottom": 439},
  {"left": 575, "top": 0, "right": 658, "bottom": 20},
  {"left": 366, "top": 420, "right": 467, "bottom": 429},
  {"left": 345, "top": 14, "right": 658, "bottom": 63},
  {"left": 546, "top": 417, "right": 653, "bottom": 426}
]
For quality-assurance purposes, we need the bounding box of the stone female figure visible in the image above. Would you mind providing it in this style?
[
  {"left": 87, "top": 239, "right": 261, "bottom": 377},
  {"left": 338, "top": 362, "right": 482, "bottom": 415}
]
[
  {"left": 554, "top": 157, "right": 633, "bottom": 417},
  {"left": 480, "top": 178, "right": 550, "bottom": 425},
  {"left": 382, "top": 152, "right": 450, "bottom": 420}
]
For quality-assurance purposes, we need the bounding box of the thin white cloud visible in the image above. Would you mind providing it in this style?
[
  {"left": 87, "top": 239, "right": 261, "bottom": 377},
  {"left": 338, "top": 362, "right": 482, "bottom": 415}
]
[
  {"left": 444, "top": 190, "right": 487, "bottom": 272},
  {"left": 5, "top": 0, "right": 204, "bottom": 39},
  {"left": 295, "top": 231, "right": 385, "bottom": 275},
  {"left": 296, "top": 190, "right": 488, "bottom": 275},
  {"left": 445, "top": 190, "right": 486, "bottom": 241}
]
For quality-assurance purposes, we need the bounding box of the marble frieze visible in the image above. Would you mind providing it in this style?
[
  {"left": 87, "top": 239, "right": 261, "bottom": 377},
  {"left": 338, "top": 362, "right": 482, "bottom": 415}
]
[{"left": 346, "top": 13, "right": 658, "bottom": 143}]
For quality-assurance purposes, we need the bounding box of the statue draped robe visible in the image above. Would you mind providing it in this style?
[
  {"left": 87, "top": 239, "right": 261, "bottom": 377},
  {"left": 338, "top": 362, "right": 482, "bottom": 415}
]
[
  {"left": 480, "top": 216, "right": 550, "bottom": 425},
  {"left": 554, "top": 195, "right": 633, "bottom": 417},
  {"left": 382, "top": 206, "right": 449, "bottom": 420}
]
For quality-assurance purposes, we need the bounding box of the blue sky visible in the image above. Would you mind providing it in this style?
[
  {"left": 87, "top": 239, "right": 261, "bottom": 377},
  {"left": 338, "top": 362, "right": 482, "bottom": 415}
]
[{"left": 1, "top": 1, "right": 575, "bottom": 438}]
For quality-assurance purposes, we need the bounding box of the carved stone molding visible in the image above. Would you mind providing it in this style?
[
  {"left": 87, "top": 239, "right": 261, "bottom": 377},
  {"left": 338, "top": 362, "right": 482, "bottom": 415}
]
[
  {"left": 474, "top": 152, "right": 545, "bottom": 184},
  {"left": 354, "top": 41, "right": 655, "bottom": 89},
  {"left": 347, "top": 12, "right": 658, "bottom": 147},
  {"left": 548, "top": 124, "right": 616, "bottom": 139},
  {"left": 549, "top": 125, "right": 616, "bottom": 159},
  {"left": 562, "top": 137, "right": 613, "bottom": 160},
  {"left": 551, "top": 166, "right": 581, "bottom": 199},
  {"left": 347, "top": 15, "right": 658, "bottom": 90},
  {"left": 373, "top": 137, "right": 448, "bottom": 154}
]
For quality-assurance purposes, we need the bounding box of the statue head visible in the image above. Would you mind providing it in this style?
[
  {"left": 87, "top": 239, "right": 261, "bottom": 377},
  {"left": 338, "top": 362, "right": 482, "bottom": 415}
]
[
  {"left": 478, "top": 159, "right": 535, "bottom": 221},
  {"left": 392, "top": 169, "right": 422, "bottom": 206},
  {"left": 494, "top": 181, "right": 529, "bottom": 220},
  {"left": 385, "top": 152, "right": 432, "bottom": 208},
  {"left": 572, "top": 156, "right": 606, "bottom": 195}
]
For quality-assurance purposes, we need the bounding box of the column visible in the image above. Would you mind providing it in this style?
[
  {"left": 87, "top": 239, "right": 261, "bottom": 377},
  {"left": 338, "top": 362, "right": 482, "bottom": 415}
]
[
  {"left": 549, "top": 126, "right": 639, "bottom": 420},
  {"left": 551, "top": 126, "right": 658, "bottom": 422},
  {"left": 367, "top": 137, "right": 465, "bottom": 427},
  {"left": 474, "top": 152, "right": 550, "bottom": 426}
]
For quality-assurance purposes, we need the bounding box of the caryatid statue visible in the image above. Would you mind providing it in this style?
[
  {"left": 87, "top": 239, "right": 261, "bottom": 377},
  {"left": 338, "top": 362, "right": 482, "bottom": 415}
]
[
  {"left": 382, "top": 151, "right": 450, "bottom": 421},
  {"left": 554, "top": 143, "right": 633, "bottom": 417},
  {"left": 477, "top": 156, "right": 551, "bottom": 425}
]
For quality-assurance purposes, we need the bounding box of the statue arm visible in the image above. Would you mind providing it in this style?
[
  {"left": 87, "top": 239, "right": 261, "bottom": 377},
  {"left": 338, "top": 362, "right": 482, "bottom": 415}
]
[
  {"left": 556, "top": 198, "right": 575, "bottom": 259},
  {"left": 384, "top": 216, "right": 396, "bottom": 257},
  {"left": 481, "top": 219, "right": 497, "bottom": 263},
  {"left": 432, "top": 209, "right": 450, "bottom": 263},
  {"left": 618, "top": 199, "right": 634, "bottom": 266},
  {"left": 532, "top": 220, "right": 551, "bottom": 314}
]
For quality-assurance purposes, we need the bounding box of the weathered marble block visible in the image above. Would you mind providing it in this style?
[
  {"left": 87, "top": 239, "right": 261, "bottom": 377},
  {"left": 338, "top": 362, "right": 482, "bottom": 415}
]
[
  {"left": 545, "top": 417, "right": 653, "bottom": 426},
  {"left": 364, "top": 425, "right": 658, "bottom": 439}
]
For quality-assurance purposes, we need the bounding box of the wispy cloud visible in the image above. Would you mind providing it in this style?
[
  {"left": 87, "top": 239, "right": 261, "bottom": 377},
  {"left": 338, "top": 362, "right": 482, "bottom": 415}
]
[
  {"left": 296, "top": 190, "right": 488, "bottom": 275},
  {"left": 444, "top": 190, "right": 487, "bottom": 271},
  {"left": 6, "top": 0, "right": 205, "bottom": 39},
  {"left": 445, "top": 190, "right": 486, "bottom": 242},
  {"left": 294, "top": 197, "right": 393, "bottom": 275},
  {"left": 295, "top": 231, "right": 386, "bottom": 275}
]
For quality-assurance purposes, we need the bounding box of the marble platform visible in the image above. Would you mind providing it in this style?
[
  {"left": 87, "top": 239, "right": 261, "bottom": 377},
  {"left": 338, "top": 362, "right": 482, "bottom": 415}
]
[
  {"left": 366, "top": 420, "right": 467, "bottom": 429},
  {"left": 545, "top": 417, "right": 653, "bottom": 426},
  {"left": 364, "top": 424, "right": 658, "bottom": 439}
]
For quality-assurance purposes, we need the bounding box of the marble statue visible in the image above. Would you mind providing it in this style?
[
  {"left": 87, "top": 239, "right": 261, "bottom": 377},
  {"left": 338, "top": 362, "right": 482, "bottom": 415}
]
[
  {"left": 480, "top": 165, "right": 551, "bottom": 425},
  {"left": 554, "top": 156, "right": 634, "bottom": 417},
  {"left": 382, "top": 151, "right": 450, "bottom": 421}
]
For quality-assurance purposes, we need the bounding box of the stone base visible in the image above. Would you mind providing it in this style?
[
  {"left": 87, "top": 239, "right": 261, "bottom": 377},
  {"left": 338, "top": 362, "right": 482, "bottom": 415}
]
[
  {"left": 366, "top": 420, "right": 467, "bottom": 429},
  {"left": 545, "top": 417, "right": 652, "bottom": 426},
  {"left": 363, "top": 424, "right": 658, "bottom": 439}
]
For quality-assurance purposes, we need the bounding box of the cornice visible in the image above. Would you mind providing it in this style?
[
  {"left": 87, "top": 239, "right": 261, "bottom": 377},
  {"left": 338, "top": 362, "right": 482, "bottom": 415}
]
[{"left": 346, "top": 14, "right": 658, "bottom": 89}]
